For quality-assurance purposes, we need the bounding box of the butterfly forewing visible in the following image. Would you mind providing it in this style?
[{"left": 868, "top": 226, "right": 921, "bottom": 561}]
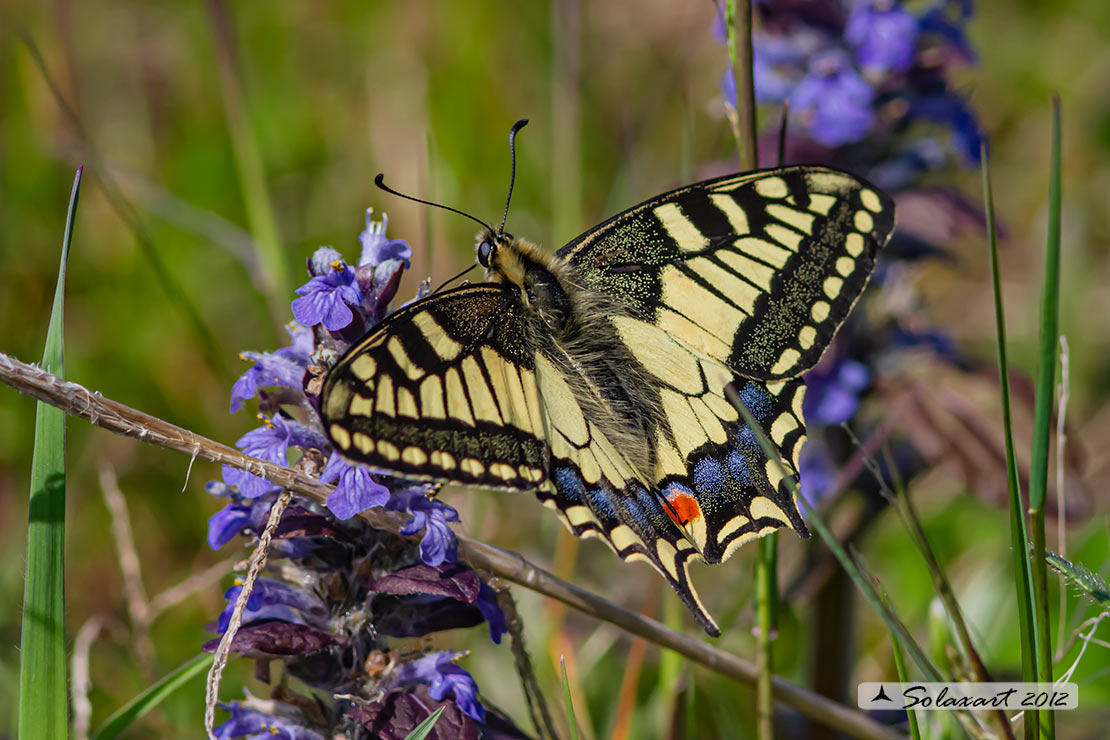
[
  {"left": 559, "top": 165, "right": 895, "bottom": 380},
  {"left": 321, "top": 285, "right": 549, "bottom": 490}
]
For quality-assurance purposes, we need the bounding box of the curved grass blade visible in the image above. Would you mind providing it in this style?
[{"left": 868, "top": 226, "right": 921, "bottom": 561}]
[
  {"left": 90, "top": 654, "right": 211, "bottom": 740},
  {"left": 400, "top": 707, "right": 444, "bottom": 740},
  {"left": 19, "top": 167, "right": 81, "bottom": 740},
  {"left": 982, "top": 139, "right": 1039, "bottom": 740}
]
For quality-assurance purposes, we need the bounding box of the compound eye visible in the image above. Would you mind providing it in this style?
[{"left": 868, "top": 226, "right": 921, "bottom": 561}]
[{"left": 477, "top": 239, "right": 493, "bottom": 267}]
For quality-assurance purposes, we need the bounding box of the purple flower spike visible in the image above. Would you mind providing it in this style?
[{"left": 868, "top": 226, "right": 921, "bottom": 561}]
[
  {"left": 790, "top": 49, "right": 876, "bottom": 147},
  {"left": 389, "top": 487, "right": 460, "bottom": 566},
  {"left": 845, "top": 0, "right": 919, "bottom": 76},
  {"left": 395, "top": 652, "right": 485, "bottom": 723},
  {"left": 320, "top": 453, "right": 391, "bottom": 520},
  {"left": 215, "top": 702, "right": 326, "bottom": 740},
  {"left": 291, "top": 258, "right": 362, "bottom": 332}
]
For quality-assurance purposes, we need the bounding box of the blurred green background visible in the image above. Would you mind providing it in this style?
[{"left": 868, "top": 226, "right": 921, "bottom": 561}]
[{"left": 1, "top": 1, "right": 1108, "bottom": 737}]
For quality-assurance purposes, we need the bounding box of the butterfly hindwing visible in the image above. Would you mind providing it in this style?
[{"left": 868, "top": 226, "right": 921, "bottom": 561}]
[
  {"left": 321, "top": 285, "right": 549, "bottom": 490},
  {"left": 558, "top": 165, "right": 895, "bottom": 380}
]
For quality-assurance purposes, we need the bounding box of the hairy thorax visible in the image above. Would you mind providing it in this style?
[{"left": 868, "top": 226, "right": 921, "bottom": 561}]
[{"left": 486, "top": 237, "right": 665, "bottom": 480}]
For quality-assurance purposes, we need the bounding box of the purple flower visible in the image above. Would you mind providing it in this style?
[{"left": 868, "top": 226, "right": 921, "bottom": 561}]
[
  {"left": 910, "top": 94, "right": 982, "bottom": 164},
  {"left": 217, "top": 578, "right": 324, "bottom": 633},
  {"left": 291, "top": 258, "right": 362, "bottom": 332},
  {"left": 475, "top": 584, "right": 507, "bottom": 644},
  {"left": 394, "top": 652, "right": 485, "bottom": 723},
  {"left": 222, "top": 415, "right": 327, "bottom": 498},
  {"left": 353, "top": 213, "right": 412, "bottom": 321},
  {"left": 358, "top": 211, "right": 412, "bottom": 268},
  {"left": 207, "top": 497, "right": 279, "bottom": 550},
  {"left": 799, "top": 444, "right": 837, "bottom": 509},
  {"left": 319, "top": 453, "right": 390, "bottom": 520},
  {"left": 845, "top": 0, "right": 919, "bottom": 76},
  {"left": 804, "top": 355, "right": 871, "bottom": 426},
  {"left": 215, "top": 702, "right": 326, "bottom": 740},
  {"left": 389, "top": 487, "right": 460, "bottom": 566},
  {"left": 790, "top": 49, "right": 876, "bottom": 147},
  {"left": 230, "top": 347, "right": 311, "bottom": 414}
]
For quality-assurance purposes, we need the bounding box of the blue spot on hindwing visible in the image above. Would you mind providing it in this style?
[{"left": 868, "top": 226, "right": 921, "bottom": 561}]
[
  {"left": 554, "top": 467, "right": 584, "bottom": 504},
  {"left": 585, "top": 486, "right": 618, "bottom": 521},
  {"left": 739, "top": 382, "right": 772, "bottom": 421},
  {"left": 727, "top": 449, "right": 752, "bottom": 486},
  {"left": 693, "top": 458, "right": 727, "bottom": 495}
]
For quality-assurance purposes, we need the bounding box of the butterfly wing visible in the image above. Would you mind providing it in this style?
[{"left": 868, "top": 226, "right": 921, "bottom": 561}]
[
  {"left": 558, "top": 165, "right": 895, "bottom": 380},
  {"left": 539, "top": 166, "right": 893, "bottom": 631},
  {"left": 320, "top": 284, "right": 549, "bottom": 491}
]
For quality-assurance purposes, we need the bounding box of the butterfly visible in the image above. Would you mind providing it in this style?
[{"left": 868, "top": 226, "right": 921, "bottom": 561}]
[{"left": 319, "top": 125, "right": 894, "bottom": 636}]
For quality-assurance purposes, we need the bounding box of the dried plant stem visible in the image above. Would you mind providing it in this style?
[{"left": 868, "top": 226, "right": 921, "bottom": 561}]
[
  {"left": 494, "top": 583, "right": 559, "bottom": 740},
  {"left": 204, "top": 489, "right": 292, "bottom": 739},
  {"left": 0, "top": 352, "right": 901, "bottom": 740},
  {"left": 99, "top": 462, "right": 155, "bottom": 672},
  {"left": 150, "top": 557, "right": 240, "bottom": 619},
  {"left": 71, "top": 615, "right": 107, "bottom": 740}
]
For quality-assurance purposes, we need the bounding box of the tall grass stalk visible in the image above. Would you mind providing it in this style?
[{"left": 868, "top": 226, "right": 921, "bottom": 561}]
[
  {"left": 724, "top": 0, "right": 757, "bottom": 171},
  {"left": 981, "top": 139, "right": 1039, "bottom": 739},
  {"left": 724, "top": 6, "right": 776, "bottom": 736},
  {"left": 19, "top": 167, "right": 81, "bottom": 740},
  {"left": 1028, "top": 96, "right": 1064, "bottom": 740},
  {"left": 204, "top": 0, "right": 291, "bottom": 326}
]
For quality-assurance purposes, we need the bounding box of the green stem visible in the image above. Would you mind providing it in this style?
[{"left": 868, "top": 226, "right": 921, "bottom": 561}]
[
  {"left": 725, "top": 0, "right": 758, "bottom": 171},
  {"left": 981, "top": 139, "right": 1039, "bottom": 739},
  {"left": 1029, "top": 96, "right": 1063, "bottom": 740},
  {"left": 755, "top": 534, "right": 777, "bottom": 740},
  {"left": 890, "top": 637, "right": 921, "bottom": 740}
]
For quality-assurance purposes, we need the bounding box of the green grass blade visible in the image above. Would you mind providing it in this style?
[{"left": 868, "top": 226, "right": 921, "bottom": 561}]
[
  {"left": 18, "top": 167, "right": 81, "bottom": 740},
  {"left": 1029, "top": 96, "right": 1064, "bottom": 740},
  {"left": 400, "top": 706, "right": 445, "bottom": 740},
  {"left": 560, "top": 656, "right": 580, "bottom": 740},
  {"left": 982, "top": 139, "right": 1039, "bottom": 715},
  {"left": 890, "top": 633, "right": 921, "bottom": 740},
  {"left": 90, "top": 654, "right": 211, "bottom": 740}
]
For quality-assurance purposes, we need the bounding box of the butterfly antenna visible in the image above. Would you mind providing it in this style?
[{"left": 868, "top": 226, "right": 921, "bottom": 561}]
[
  {"left": 374, "top": 174, "right": 494, "bottom": 233},
  {"left": 499, "top": 118, "right": 529, "bottom": 234},
  {"left": 432, "top": 263, "right": 478, "bottom": 294}
]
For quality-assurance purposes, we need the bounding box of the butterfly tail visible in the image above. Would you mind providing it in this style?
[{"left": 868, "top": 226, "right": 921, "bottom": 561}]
[{"left": 537, "top": 465, "right": 722, "bottom": 637}]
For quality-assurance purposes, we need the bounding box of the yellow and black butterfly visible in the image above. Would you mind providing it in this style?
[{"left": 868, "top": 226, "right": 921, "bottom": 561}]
[{"left": 320, "top": 121, "right": 894, "bottom": 636}]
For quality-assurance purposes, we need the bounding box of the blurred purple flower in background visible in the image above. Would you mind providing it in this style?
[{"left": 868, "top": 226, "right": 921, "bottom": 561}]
[
  {"left": 207, "top": 213, "right": 522, "bottom": 739},
  {"left": 714, "top": 0, "right": 981, "bottom": 505}
]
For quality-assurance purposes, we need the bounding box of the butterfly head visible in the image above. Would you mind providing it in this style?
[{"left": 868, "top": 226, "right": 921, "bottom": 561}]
[{"left": 476, "top": 228, "right": 527, "bottom": 284}]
